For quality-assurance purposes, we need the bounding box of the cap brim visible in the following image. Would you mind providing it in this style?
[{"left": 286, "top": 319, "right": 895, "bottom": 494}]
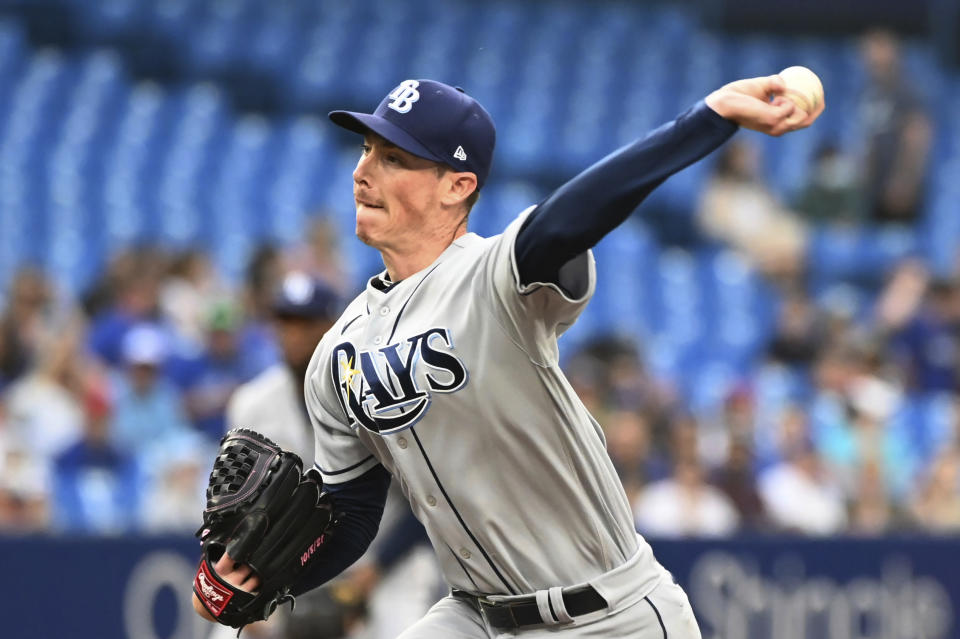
[{"left": 329, "top": 110, "right": 443, "bottom": 165}]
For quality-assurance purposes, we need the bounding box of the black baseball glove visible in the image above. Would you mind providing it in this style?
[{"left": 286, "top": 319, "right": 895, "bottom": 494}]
[{"left": 193, "top": 428, "right": 334, "bottom": 630}]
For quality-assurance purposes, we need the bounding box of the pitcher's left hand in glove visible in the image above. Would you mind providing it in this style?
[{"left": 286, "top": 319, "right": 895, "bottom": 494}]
[{"left": 192, "top": 428, "right": 334, "bottom": 629}]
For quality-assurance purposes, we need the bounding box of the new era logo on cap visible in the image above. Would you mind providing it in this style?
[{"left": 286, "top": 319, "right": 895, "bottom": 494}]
[{"left": 328, "top": 79, "right": 496, "bottom": 188}]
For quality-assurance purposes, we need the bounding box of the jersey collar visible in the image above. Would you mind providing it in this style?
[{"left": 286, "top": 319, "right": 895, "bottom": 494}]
[{"left": 366, "top": 234, "right": 481, "bottom": 300}]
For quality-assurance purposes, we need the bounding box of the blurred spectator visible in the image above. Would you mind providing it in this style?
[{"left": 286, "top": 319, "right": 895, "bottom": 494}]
[
  {"left": 858, "top": 29, "right": 933, "bottom": 225},
  {"left": 5, "top": 318, "right": 91, "bottom": 462},
  {"left": 604, "top": 410, "right": 667, "bottom": 504},
  {"left": 565, "top": 335, "right": 679, "bottom": 449},
  {"left": 0, "top": 267, "right": 55, "bottom": 390},
  {"left": 110, "top": 324, "right": 193, "bottom": 457},
  {"left": 888, "top": 277, "right": 960, "bottom": 393},
  {"left": 633, "top": 457, "right": 740, "bottom": 538},
  {"left": 138, "top": 431, "right": 209, "bottom": 533},
  {"left": 0, "top": 413, "right": 51, "bottom": 533},
  {"left": 874, "top": 258, "right": 930, "bottom": 333},
  {"left": 766, "top": 287, "right": 827, "bottom": 368},
  {"left": 809, "top": 333, "right": 919, "bottom": 501},
  {"left": 759, "top": 406, "right": 847, "bottom": 534},
  {"left": 634, "top": 417, "right": 740, "bottom": 536},
  {"left": 714, "top": 438, "right": 768, "bottom": 531},
  {"left": 81, "top": 249, "right": 137, "bottom": 318},
  {"left": 697, "top": 139, "right": 807, "bottom": 285},
  {"left": 87, "top": 249, "right": 166, "bottom": 368},
  {"left": 849, "top": 460, "right": 902, "bottom": 535},
  {"left": 160, "top": 248, "right": 222, "bottom": 349},
  {"left": 670, "top": 415, "right": 701, "bottom": 468},
  {"left": 909, "top": 448, "right": 960, "bottom": 532},
  {"left": 795, "top": 144, "right": 863, "bottom": 226},
  {"left": 756, "top": 403, "right": 808, "bottom": 472},
  {"left": 700, "top": 385, "right": 756, "bottom": 472},
  {"left": 174, "top": 300, "right": 250, "bottom": 442},
  {"left": 51, "top": 386, "right": 139, "bottom": 533},
  {"left": 808, "top": 341, "right": 863, "bottom": 436}
]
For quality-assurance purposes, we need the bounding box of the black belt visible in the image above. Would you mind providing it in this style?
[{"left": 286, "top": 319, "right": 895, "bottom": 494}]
[{"left": 452, "top": 586, "right": 608, "bottom": 629}]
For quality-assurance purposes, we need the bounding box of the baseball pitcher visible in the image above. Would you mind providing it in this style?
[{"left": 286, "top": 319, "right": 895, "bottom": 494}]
[{"left": 192, "top": 75, "right": 821, "bottom": 637}]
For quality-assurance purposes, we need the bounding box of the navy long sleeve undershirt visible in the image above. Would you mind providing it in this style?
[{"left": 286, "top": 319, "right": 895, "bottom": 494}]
[
  {"left": 514, "top": 100, "right": 738, "bottom": 286},
  {"left": 291, "top": 463, "right": 391, "bottom": 596}
]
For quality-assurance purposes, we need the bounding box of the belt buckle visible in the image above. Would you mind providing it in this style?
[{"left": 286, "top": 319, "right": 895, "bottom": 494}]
[
  {"left": 477, "top": 596, "right": 520, "bottom": 629},
  {"left": 476, "top": 595, "right": 497, "bottom": 617},
  {"left": 476, "top": 596, "right": 494, "bottom": 625},
  {"left": 475, "top": 595, "right": 496, "bottom": 619}
]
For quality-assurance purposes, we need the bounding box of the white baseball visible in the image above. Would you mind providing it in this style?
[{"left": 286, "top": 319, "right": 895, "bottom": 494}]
[{"left": 778, "top": 66, "right": 824, "bottom": 113}]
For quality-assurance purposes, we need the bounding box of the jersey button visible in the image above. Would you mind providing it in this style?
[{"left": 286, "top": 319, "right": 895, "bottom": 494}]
[
  {"left": 397, "top": 437, "right": 408, "bottom": 449},
  {"left": 426, "top": 495, "right": 437, "bottom": 507},
  {"left": 373, "top": 336, "right": 383, "bottom": 345},
  {"left": 459, "top": 548, "right": 472, "bottom": 559},
  {"left": 379, "top": 306, "right": 390, "bottom": 316}
]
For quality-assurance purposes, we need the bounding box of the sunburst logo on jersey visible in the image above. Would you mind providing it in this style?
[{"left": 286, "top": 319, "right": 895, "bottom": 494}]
[{"left": 339, "top": 356, "right": 362, "bottom": 400}]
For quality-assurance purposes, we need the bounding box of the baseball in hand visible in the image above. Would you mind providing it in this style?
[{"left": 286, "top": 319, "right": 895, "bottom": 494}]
[{"left": 778, "top": 66, "right": 824, "bottom": 113}]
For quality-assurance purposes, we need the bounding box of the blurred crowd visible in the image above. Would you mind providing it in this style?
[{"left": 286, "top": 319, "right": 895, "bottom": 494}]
[
  {"left": 0, "top": 218, "right": 349, "bottom": 535},
  {"left": 0, "top": 28, "right": 958, "bottom": 544},
  {"left": 2, "top": 226, "right": 959, "bottom": 540},
  {"left": 570, "top": 269, "right": 960, "bottom": 539}
]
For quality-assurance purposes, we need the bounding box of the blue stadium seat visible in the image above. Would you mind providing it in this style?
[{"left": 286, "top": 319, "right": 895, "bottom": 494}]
[
  {"left": 70, "top": 0, "right": 144, "bottom": 42},
  {"left": 657, "top": 248, "right": 702, "bottom": 347},
  {"left": 807, "top": 225, "right": 919, "bottom": 288},
  {"left": 701, "top": 249, "right": 771, "bottom": 371},
  {"left": 592, "top": 223, "right": 656, "bottom": 338}
]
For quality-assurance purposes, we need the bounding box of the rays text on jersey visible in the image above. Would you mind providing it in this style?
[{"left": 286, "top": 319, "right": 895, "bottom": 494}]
[{"left": 330, "top": 328, "right": 468, "bottom": 434}]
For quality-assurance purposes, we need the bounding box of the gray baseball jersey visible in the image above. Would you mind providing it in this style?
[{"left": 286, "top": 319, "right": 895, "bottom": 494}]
[
  {"left": 305, "top": 208, "right": 661, "bottom": 596},
  {"left": 227, "top": 364, "right": 314, "bottom": 463}
]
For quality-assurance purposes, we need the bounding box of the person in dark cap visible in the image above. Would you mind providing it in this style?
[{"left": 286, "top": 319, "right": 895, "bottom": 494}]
[{"left": 226, "top": 271, "right": 341, "bottom": 462}]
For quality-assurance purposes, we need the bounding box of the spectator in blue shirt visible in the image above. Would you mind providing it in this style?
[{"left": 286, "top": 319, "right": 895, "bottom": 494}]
[
  {"left": 110, "top": 324, "right": 193, "bottom": 458},
  {"left": 891, "top": 278, "right": 960, "bottom": 393},
  {"left": 172, "top": 300, "right": 250, "bottom": 442},
  {"left": 87, "top": 265, "right": 165, "bottom": 369},
  {"left": 52, "top": 388, "right": 139, "bottom": 534}
]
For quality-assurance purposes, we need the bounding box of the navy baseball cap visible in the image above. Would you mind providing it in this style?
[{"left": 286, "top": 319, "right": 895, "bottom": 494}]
[
  {"left": 329, "top": 79, "right": 496, "bottom": 188},
  {"left": 271, "top": 272, "right": 340, "bottom": 320}
]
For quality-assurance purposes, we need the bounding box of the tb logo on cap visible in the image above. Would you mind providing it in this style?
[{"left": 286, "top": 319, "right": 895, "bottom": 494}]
[{"left": 387, "top": 80, "right": 420, "bottom": 114}]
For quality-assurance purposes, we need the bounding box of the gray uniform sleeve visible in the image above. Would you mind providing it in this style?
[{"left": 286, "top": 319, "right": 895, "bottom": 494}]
[
  {"left": 479, "top": 206, "right": 596, "bottom": 367},
  {"left": 227, "top": 367, "right": 316, "bottom": 462}
]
